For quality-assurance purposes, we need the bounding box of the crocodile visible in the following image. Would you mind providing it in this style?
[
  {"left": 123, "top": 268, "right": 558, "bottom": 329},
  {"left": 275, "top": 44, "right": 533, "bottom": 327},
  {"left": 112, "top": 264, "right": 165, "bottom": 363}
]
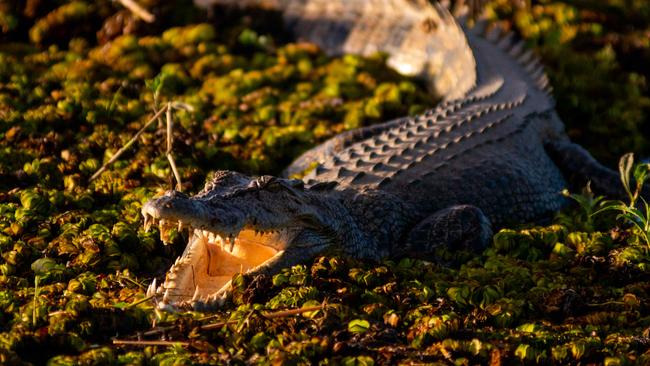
[{"left": 141, "top": 0, "right": 635, "bottom": 310}]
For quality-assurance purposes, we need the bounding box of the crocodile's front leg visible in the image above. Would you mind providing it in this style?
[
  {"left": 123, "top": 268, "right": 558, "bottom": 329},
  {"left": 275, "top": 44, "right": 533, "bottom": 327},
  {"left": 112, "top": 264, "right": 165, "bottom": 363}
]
[{"left": 399, "top": 205, "right": 493, "bottom": 264}]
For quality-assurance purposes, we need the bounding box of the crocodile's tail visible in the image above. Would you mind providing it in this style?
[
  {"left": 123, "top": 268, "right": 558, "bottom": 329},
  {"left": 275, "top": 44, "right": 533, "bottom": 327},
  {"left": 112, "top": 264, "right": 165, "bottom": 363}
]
[
  {"left": 462, "top": 8, "right": 554, "bottom": 101},
  {"left": 201, "top": 0, "right": 477, "bottom": 101}
]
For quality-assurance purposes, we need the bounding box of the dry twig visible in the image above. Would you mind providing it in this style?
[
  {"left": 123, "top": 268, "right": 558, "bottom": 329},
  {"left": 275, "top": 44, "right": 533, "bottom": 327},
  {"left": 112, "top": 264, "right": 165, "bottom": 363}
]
[
  {"left": 165, "top": 102, "right": 183, "bottom": 191},
  {"left": 113, "top": 339, "right": 189, "bottom": 347},
  {"left": 89, "top": 105, "right": 168, "bottom": 181},
  {"left": 136, "top": 303, "right": 326, "bottom": 338},
  {"left": 116, "top": 0, "right": 155, "bottom": 23}
]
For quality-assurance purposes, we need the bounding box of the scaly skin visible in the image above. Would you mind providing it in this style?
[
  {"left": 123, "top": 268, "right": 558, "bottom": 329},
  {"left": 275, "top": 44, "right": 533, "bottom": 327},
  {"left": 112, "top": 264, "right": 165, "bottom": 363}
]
[{"left": 141, "top": 0, "right": 628, "bottom": 310}]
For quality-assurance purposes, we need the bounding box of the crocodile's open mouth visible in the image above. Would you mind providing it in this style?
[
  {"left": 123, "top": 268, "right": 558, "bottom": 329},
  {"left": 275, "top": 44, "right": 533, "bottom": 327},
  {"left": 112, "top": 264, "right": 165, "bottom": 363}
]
[{"left": 143, "top": 214, "right": 287, "bottom": 304}]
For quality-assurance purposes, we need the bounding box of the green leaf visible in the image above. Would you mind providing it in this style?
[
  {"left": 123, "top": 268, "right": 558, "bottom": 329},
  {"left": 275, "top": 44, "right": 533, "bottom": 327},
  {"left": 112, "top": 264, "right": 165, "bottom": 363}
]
[
  {"left": 272, "top": 273, "right": 288, "bottom": 286},
  {"left": 469, "top": 338, "right": 483, "bottom": 356},
  {"left": 633, "top": 163, "right": 649, "bottom": 189},
  {"left": 517, "top": 323, "right": 539, "bottom": 333},
  {"left": 343, "top": 356, "right": 375, "bottom": 366},
  {"left": 112, "top": 302, "right": 129, "bottom": 309},
  {"left": 31, "top": 258, "right": 64, "bottom": 276},
  {"left": 146, "top": 74, "right": 164, "bottom": 95},
  {"left": 348, "top": 319, "right": 370, "bottom": 333},
  {"left": 447, "top": 286, "right": 470, "bottom": 306},
  {"left": 570, "top": 341, "right": 587, "bottom": 360},
  {"left": 301, "top": 300, "right": 322, "bottom": 319},
  {"left": 604, "top": 356, "right": 623, "bottom": 366},
  {"left": 250, "top": 332, "right": 269, "bottom": 351},
  {"left": 552, "top": 345, "right": 569, "bottom": 362},
  {"left": 552, "top": 243, "right": 574, "bottom": 257},
  {"left": 619, "top": 153, "right": 635, "bottom": 202},
  {"left": 515, "top": 344, "right": 533, "bottom": 360}
]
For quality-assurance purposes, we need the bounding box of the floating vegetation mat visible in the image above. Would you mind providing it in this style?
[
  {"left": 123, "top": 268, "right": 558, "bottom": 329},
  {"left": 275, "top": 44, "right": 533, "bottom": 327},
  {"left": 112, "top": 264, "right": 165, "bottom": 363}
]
[{"left": 0, "top": 0, "right": 649, "bottom": 364}]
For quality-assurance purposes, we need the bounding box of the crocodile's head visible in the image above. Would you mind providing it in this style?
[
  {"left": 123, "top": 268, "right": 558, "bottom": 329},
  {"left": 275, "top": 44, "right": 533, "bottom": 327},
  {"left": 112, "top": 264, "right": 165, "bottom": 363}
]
[{"left": 141, "top": 171, "right": 347, "bottom": 309}]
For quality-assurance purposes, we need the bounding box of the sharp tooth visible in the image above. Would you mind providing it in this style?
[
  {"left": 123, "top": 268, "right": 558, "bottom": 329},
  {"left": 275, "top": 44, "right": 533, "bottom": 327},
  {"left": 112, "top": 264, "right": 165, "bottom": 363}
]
[
  {"left": 178, "top": 221, "right": 183, "bottom": 231},
  {"left": 159, "top": 220, "right": 172, "bottom": 244},
  {"left": 215, "top": 292, "right": 227, "bottom": 307},
  {"left": 144, "top": 214, "right": 152, "bottom": 232},
  {"left": 192, "top": 287, "right": 200, "bottom": 302},
  {"left": 163, "top": 289, "right": 170, "bottom": 303},
  {"left": 146, "top": 283, "right": 154, "bottom": 297},
  {"left": 151, "top": 278, "right": 157, "bottom": 291}
]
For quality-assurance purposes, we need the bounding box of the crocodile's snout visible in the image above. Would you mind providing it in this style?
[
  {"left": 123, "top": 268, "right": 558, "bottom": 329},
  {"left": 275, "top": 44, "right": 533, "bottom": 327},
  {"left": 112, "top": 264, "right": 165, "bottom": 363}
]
[
  {"left": 142, "top": 189, "right": 246, "bottom": 244},
  {"left": 142, "top": 190, "right": 190, "bottom": 218}
]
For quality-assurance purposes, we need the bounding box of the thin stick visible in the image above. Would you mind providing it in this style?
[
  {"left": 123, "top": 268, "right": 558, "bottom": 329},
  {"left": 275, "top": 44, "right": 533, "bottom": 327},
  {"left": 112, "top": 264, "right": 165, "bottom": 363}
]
[
  {"left": 198, "top": 319, "right": 239, "bottom": 332},
  {"left": 113, "top": 339, "right": 189, "bottom": 347},
  {"left": 32, "top": 276, "right": 39, "bottom": 327},
  {"left": 116, "top": 0, "right": 155, "bottom": 23},
  {"left": 165, "top": 102, "right": 183, "bottom": 191},
  {"left": 264, "top": 305, "right": 324, "bottom": 319},
  {"left": 140, "top": 304, "right": 325, "bottom": 337},
  {"left": 117, "top": 272, "right": 147, "bottom": 289},
  {"left": 90, "top": 105, "right": 168, "bottom": 181},
  {"left": 126, "top": 295, "right": 155, "bottom": 308},
  {"left": 197, "top": 304, "right": 325, "bottom": 331}
]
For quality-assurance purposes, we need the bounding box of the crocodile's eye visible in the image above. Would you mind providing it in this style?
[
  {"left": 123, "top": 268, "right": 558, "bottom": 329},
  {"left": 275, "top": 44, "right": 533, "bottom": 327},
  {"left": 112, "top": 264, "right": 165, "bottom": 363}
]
[
  {"left": 259, "top": 176, "right": 276, "bottom": 185},
  {"left": 249, "top": 176, "right": 278, "bottom": 190}
]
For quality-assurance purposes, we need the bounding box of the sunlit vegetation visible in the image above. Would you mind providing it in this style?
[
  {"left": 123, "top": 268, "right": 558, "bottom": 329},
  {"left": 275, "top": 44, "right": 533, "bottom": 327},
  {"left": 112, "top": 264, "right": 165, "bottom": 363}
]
[{"left": 0, "top": 0, "right": 648, "bottom": 364}]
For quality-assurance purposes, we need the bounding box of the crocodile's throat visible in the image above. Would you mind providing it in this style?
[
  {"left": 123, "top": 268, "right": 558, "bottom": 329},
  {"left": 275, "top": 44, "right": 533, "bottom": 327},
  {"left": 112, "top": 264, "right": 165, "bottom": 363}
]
[{"left": 146, "top": 219, "right": 288, "bottom": 305}]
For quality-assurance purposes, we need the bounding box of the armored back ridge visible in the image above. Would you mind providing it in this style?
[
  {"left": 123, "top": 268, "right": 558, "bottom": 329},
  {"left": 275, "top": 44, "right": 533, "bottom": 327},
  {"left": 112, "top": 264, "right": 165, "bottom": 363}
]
[
  {"left": 281, "top": 1, "right": 567, "bottom": 225},
  {"left": 141, "top": 0, "right": 637, "bottom": 310}
]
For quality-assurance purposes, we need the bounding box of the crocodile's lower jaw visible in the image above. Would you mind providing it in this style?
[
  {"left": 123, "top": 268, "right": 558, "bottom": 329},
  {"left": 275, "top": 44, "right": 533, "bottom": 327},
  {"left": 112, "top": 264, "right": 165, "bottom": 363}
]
[{"left": 149, "top": 228, "right": 284, "bottom": 306}]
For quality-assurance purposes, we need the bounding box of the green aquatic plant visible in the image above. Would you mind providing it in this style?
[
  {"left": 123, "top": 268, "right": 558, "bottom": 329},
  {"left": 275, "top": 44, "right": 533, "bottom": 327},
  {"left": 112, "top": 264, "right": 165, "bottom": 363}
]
[
  {"left": 0, "top": 0, "right": 648, "bottom": 364},
  {"left": 558, "top": 184, "right": 608, "bottom": 233},
  {"left": 595, "top": 153, "right": 650, "bottom": 248}
]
